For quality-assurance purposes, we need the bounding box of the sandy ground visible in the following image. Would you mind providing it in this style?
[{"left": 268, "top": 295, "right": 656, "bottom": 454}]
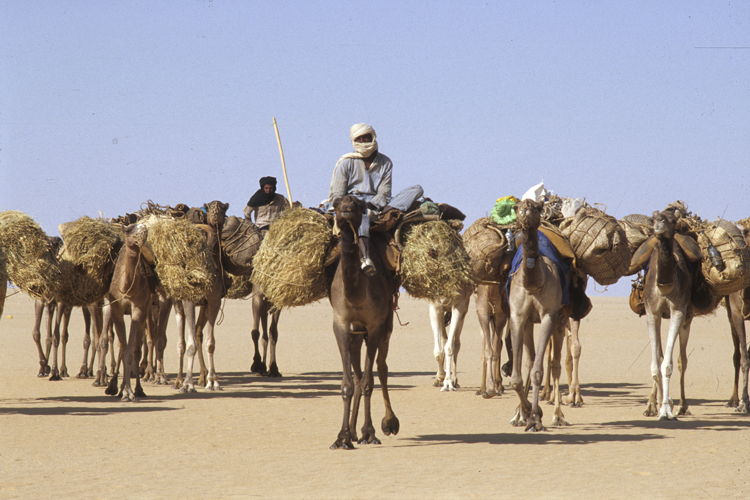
[{"left": 1, "top": 291, "right": 748, "bottom": 500}]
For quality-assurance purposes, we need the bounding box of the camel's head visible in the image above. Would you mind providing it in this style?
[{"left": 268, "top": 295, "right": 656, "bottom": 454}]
[
  {"left": 121, "top": 223, "right": 148, "bottom": 249},
  {"left": 652, "top": 210, "right": 676, "bottom": 240},
  {"left": 333, "top": 195, "right": 365, "bottom": 231},
  {"left": 204, "top": 201, "right": 229, "bottom": 228},
  {"left": 47, "top": 236, "right": 64, "bottom": 258},
  {"left": 515, "top": 199, "right": 543, "bottom": 230}
]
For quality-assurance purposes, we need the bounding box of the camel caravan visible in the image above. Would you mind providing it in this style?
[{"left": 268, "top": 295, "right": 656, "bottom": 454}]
[{"left": 2, "top": 182, "right": 750, "bottom": 448}]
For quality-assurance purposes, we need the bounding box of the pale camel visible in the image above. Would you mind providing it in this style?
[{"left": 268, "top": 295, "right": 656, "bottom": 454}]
[
  {"left": 723, "top": 286, "right": 750, "bottom": 413},
  {"left": 99, "top": 223, "right": 154, "bottom": 401},
  {"left": 329, "top": 195, "right": 400, "bottom": 449},
  {"left": 173, "top": 200, "right": 228, "bottom": 393},
  {"left": 429, "top": 285, "right": 471, "bottom": 391},
  {"left": 474, "top": 283, "right": 509, "bottom": 398},
  {"left": 507, "top": 199, "right": 569, "bottom": 431},
  {"left": 642, "top": 210, "right": 694, "bottom": 420}
]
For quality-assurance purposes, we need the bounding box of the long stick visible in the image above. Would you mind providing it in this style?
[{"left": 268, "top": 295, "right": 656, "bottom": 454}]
[{"left": 272, "top": 117, "right": 293, "bottom": 203}]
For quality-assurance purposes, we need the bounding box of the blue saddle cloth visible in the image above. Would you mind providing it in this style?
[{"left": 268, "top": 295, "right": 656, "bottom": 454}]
[{"left": 507, "top": 231, "right": 570, "bottom": 306}]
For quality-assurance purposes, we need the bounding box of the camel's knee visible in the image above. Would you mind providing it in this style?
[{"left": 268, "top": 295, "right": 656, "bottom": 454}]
[
  {"left": 510, "top": 373, "right": 523, "bottom": 391},
  {"left": 532, "top": 369, "right": 543, "bottom": 387},
  {"left": 341, "top": 382, "right": 354, "bottom": 401},
  {"left": 663, "top": 362, "right": 673, "bottom": 378},
  {"left": 33, "top": 332, "right": 41, "bottom": 343},
  {"left": 83, "top": 337, "right": 91, "bottom": 350},
  {"left": 571, "top": 342, "right": 581, "bottom": 358}
]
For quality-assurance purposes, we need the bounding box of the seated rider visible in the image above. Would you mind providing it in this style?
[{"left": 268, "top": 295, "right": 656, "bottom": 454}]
[{"left": 244, "top": 176, "right": 290, "bottom": 233}]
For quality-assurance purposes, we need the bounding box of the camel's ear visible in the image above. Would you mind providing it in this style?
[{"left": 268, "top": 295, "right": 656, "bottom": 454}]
[
  {"left": 220, "top": 201, "right": 229, "bottom": 212},
  {"left": 652, "top": 210, "right": 660, "bottom": 219},
  {"left": 332, "top": 197, "right": 343, "bottom": 210},
  {"left": 58, "top": 222, "right": 74, "bottom": 239}
]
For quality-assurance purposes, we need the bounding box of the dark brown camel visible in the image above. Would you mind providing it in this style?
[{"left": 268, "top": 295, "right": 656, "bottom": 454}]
[
  {"left": 724, "top": 286, "right": 750, "bottom": 413},
  {"left": 99, "top": 223, "right": 155, "bottom": 401},
  {"left": 642, "top": 210, "right": 694, "bottom": 420},
  {"left": 174, "top": 200, "right": 228, "bottom": 393},
  {"left": 507, "top": 199, "right": 569, "bottom": 431},
  {"left": 329, "top": 195, "right": 400, "bottom": 449}
]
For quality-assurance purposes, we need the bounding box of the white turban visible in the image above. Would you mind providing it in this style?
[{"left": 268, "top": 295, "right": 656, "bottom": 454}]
[{"left": 344, "top": 123, "right": 378, "bottom": 159}]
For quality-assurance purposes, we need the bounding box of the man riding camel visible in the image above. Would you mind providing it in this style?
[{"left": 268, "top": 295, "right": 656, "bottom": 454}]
[{"left": 245, "top": 176, "right": 290, "bottom": 233}]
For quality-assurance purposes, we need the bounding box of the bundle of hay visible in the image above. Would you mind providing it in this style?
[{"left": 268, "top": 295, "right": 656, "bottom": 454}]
[
  {"left": 56, "top": 216, "right": 121, "bottom": 306},
  {"left": 251, "top": 207, "right": 333, "bottom": 308},
  {"left": 147, "top": 217, "right": 215, "bottom": 302},
  {"left": 224, "top": 271, "right": 253, "bottom": 299},
  {"left": 559, "top": 204, "right": 630, "bottom": 286},
  {"left": 0, "top": 211, "right": 60, "bottom": 300},
  {"left": 696, "top": 220, "right": 750, "bottom": 296},
  {"left": 221, "top": 215, "right": 263, "bottom": 276},
  {"left": 619, "top": 214, "right": 654, "bottom": 272},
  {"left": 463, "top": 217, "right": 509, "bottom": 282},
  {"left": 400, "top": 220, "right": 475, "bottom": 301}
]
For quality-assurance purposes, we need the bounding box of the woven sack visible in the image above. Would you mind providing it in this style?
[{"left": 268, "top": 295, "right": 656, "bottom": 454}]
[
  {"left": 560, "top": 206, "right": 629, "bottom": 286},
  {"left": 619, "top": 214, "right": 653, "bottom": 274},
  {"left": 463, "top": 217, "right": 508, "bottom": 282},
  {"left": 220, "top": 216, "right": 263, "bottom": 276},
  {"left": 697, "top": 220, "right": 750, "bottom": 295}
]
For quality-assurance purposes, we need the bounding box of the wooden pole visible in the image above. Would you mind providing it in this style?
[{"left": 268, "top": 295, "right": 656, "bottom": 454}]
[{"left": 273, "top": 117, "right": 293, "bottom": 204}]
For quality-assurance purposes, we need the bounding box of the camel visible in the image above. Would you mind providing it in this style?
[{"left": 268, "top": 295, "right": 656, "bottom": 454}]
[
  {"left": 329, "top": 195, "right": 400, "bottom": 449},
  {"left": 641, "top": 210, "right": 694, "bottom": 420},
  {"left": 429, "top": 286, "right": 471, "bottom": 391},
  {"left": 723, "top": 286, "right": 750, "bottom": 413},
  {"left": 173, "top": 200, "right": 228, "bottom": 393},
  {"left": 99, "top": 223, "right": 154, "bottom": 401},
  {"left": 507, "top": 199, "right": 570, "bottom": 431},
  {"left": 250, "top": 291, "right": 282, "bottom": 377}
]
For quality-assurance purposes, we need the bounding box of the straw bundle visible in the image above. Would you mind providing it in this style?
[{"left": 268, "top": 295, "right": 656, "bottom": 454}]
[
  {"left": 56, "top": 217, "right": 121, "bottom": 306},
  {"left": 696, "top": 220, "right": 750, "bottom": 296},
  {"left": 463, "top": 217, "right": 508, "bottom": 282},
  {"left": 0, "top": 211, "right": 60, "bottom": 300},
  {"left": 619, "top": 214, "right": 654, "bottom": 266},
  {"left": 560, "top": 205, "right": 630, "bottom": 286},
  {"left": 221, "top": 215, "right": 263, "bottom": 276},
  {"left": 251, "top": 207, "right": 333, "bottom": 308},
  {"left": 224, "top": 272, "right": 253, "bottom": 300},
  {"left": 400, "top": 220, "right": 475, "bottom": 301},
  {"left": 147, "top": 218, "right": 215, "bottom": 302}
]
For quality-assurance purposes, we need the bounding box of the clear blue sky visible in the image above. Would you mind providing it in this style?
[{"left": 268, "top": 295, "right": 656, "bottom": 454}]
[{"left": 2, "top": 1, "right": 748, "bottom": 296}]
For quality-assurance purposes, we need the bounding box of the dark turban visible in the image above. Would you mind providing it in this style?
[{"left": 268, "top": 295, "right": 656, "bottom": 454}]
[{"left": 247, "top": 176, "right": 278, "bottom": 207}]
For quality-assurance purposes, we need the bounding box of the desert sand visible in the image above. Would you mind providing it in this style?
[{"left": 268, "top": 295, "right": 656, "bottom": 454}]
[{"left": 1, "top": 292, "right": 748, "bottom": 500}]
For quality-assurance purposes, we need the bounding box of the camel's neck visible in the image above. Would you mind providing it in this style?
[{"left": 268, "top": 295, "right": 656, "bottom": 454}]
[
  {"left": 654, "top": 237, "right": 676, "bottom": 287},
  {"left": 338, "top": 222, "right": 366, "bottom": 303},
  {"left": 112, "top": 245, "right": 147, "bottom": 299},
  {"left": 520, "top": 226, "right": 544, "bottom": 289}
]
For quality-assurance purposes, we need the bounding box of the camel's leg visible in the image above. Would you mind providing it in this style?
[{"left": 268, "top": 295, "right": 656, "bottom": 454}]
[
  {"left": 550, "top": 316, "right": 569, "bottom": 426},
  {"left": 644, "top": 313, "right": 664, "bottom": 417},
  {"left": 154, "top": 295, "right": 171, "bottom": 385},
  {"left": 378, "top": 322, "right": 400, "bottom": 438},
  {"left": 132, "top": 308, "right": 148, "bottom": 399},
  {"left": 78, "top": 305, "right": 93, "bottom": 378},
  {"left": 180, "top": 300, "right": 198, "bottom": 393},
  {"left": 674, "top": 316, "right": 692, "bottom": 416},
  {"left": 250, "top": 293, "right": 267, "bottom": 375},
  {"left": 107, "top": 319, "right": 116, "bottom": 376},
  {"left": 119, "top": 309, "right": 145, "bottom": 402},
  {"left": 442, "top": 291, "right": 469, "bottom": 392},
  {"left": 730, "top": 291, "right": 750, "bottom": 413},
  {"left": 108, "top": 304, "right": 129, "bottom": 398},
  {"left": 48, "top": 301, "right": 66, "bottom": 381},
  {"left": 564, "top": 318, "right": 584, "bottom": 407},
  {"left": 195, "top": 306, "right": 208, "bottom": 386},
  {"left": 541, "top": 341, "right": 552, "bottom": 402},
  {"left": 58, "top": 303, "right": 72, "bottom": 378},
  {"left": 172, "top": 301, "right": 187, "bottom": 390},
  {"left": 428, "top": 301, "right": 447, "bottom": 387},
  {"left": 140, "top": 306, "right": 156, "bottom": 382},
  {"left": 87, "top": 303, "right": 104, "bottom": 377},
  {"left": 657, "top": 310, "right": 685, "bottom": 420},
  {"left": 44, "top": 301, "right": 55, "bottom": 365},
  {"left": 266, "top": 308, "right": 282, "bottom": 377},
  {"left": 331, "top": 318, "right": 355, "bottom": 450},
  {"left": 32, "top": 300, "right": 51, "bottom": 376},
  {"left": 202, "top": 298, "right": 222, "bottom": 391},
  {"left": 726, "top": 296, "right": 742, "bottom": 408},
  {"left": 491, "top": 314, "right": 506, "bottom": 394},
  {"left": 357, "top": 330, "right": 380, "bottom": 445},
  {"left": 349, "top": 334, "right": 365, "bottom": 443},
  {"left": 526, "top": 312, "right": 558, "bottom": 432},
  {"left": 94, "top": 303, "right": 111, "bottom": 387},
  {"left": 0, "top": 280, "right": 5, "bottom": 322},
  {"left": 475, "top": 285, "right": 502, "bottom": 397},
  {"left": 509, "top": 311, "right": 533, "bottom": 427}
]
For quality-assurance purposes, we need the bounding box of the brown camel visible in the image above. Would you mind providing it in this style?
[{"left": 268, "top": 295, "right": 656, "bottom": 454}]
[
  {"left": 139, "top": 292, "right": 172, "bottom": 385},
  {"left": 99, "top": 223, "right": 155, "bottom": 401},
  {"left": 507, "top": 199, "right": 569, "bottom": 431},
  {"left": 173, "top": 200, "right": 228, "bottom": 393},
  {"left": 723, "top": 286, "right": 750, "bottom": 413},
  {"left": 250, "top": 291, "right": 282, "bottom": 377},
  {"left": 641, "top": 210, "right": 694, "bottom": 420},
  {"left": 474, "top": 283, "right": 510, "bottom": 397},
  {"left": 329, "top": 195, "right": 399, "bottom": 449}
]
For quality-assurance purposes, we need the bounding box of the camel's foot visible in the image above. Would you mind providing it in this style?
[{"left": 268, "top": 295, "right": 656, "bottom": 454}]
[
  {"left": 434, "top": 375, "right": 445, "bottom": 387},
  {"left": 564, "top": 388, "right": 584, "bottom": 407},
  {"left": 479, "top": 389, "right": 498, "bottom": 399},
  {"left": 643, "top": 401, "right": 659, "bottom": 417},
  {"left": 120, "top": 388, "right": 137, "bottom": 402},
  {"left": 726, "top": 396, "right": 740, "bottom": 408},
  {"left": 134, "top": 383, "right": 147, "bottom": 399},
  {"left": 525, "top": 420, "right": 548, "bottom": 432},
  {"left": 172, "top": 377, "right": 184, "bottom": 391},
  {"left": 38, "top": 362, "right": 51, "bottom": 377},
  {"left": 657, "top": 404, "right": 677, "bottom": 421},
  {"left": 139, "top": 363, "right": 148, "bottom": 378},
  {"left": 676, "top": 405, "right": 690, "bottom": 416},
  {"left": 734, "top": 400, "right": 749, "bottom": 414},
  {"left": 251, "top": 357, "right": 267, "bottom": 376},
  {"left": 330, "top": 431, "right": 355, "bottom": 450},
  {"left": 49, "top": 368, "right": 62, "bottom": 381},
  {"left": 358, "top": 424, "right": 381, "bottom": 445},
  {"left": 87, "top": 367, "right": 94, "bottom": 377},
  {"left": 510, "top": 408, "right": 528, "bottom": 427},
  {"left": 501, "top": 360, "right": 512, "bottom": 378},
  {"left": 77, "top": 364, "right": 89, "bottom": 379},
  {"left": 198, "top": 372, "right": 208, "bottom": 387},
  {"left": 382, "top": 413, "right": 400, "bottom": 436},
  {"left": 105, "top": 374, "right": 119, "bottom": 396},
  {"left": 92, "top": 370, "right": 108, "bottom": 387},
  {"left": 540, "top": 387, "right": 551, "bottom": 402},
  {"left": 441, "top": 379, "right": 459, "bottom": 392},
  {"left": 267, "top": 362, "right": 281, "bottom": 378},
  {"left": 143, "top": 366, "right": 155, "bottom": 383},
  {"left": 179, "top": 381, "right": 197, "bottom": 394},
  {"left": 59, "top": 366, "right": 69, "bottom": 378},
  {"left": 155, "top": 372, "right": 169, "bottom": 385},
  {"left": 551, "top": 412, "right": 569, "bottom": 427},
  {"left": 205, "top": 380, "right": 222, "bottom": 391}
]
